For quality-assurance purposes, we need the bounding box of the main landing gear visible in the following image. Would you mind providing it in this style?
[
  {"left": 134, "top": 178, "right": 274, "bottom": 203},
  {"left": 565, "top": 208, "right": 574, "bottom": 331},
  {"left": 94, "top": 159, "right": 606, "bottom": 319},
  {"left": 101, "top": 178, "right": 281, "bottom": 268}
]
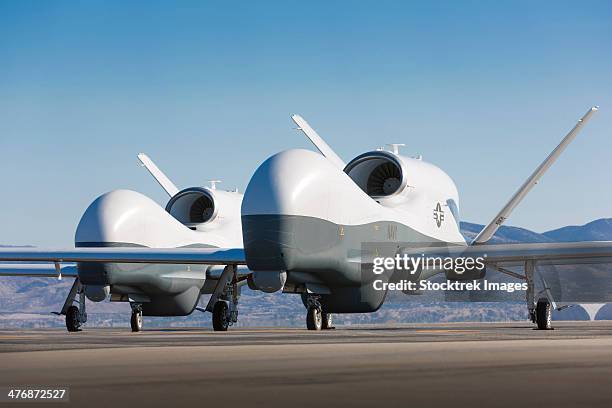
[
  {"left": 58, "top": 278, "right": 145, "bottom": 333},
  {"left": 207, "top": 265, "right": 240, "bottom": 331},
  {"left": 494, "top": 260, "right": 555, "bottom": 331},
  {"left": 525, "top": 260, "right": 554, "bottom": 330},
  {"left": 57, "top": 278, "right": 87, "bottom": 332},
  {"left": 305, "top": 295, "right": 334, "bottom": 331},
  {"left": 533, "top": 298, "right": 552, "bottom": 330},
  {"left": 212, "top": 301, "right": 231, "bottom": 331},
  {"left": 65, "top": 305, "right": 82, "bottom": 332}
]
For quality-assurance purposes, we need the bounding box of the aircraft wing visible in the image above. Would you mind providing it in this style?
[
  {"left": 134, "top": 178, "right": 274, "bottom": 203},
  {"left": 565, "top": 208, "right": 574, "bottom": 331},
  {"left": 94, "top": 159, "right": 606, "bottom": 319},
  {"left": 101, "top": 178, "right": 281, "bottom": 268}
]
[
  {"left": 395, "top": 241, "right": 612, "bottom": 300},
  {"left": 0, "top": 263, "right": 78, "bottom": 278},
  {"left": 0, "top": 247, "right": 245, "bottom": 269},
  {"left": 425, "top": 241, "right": 612, "bottom": 266},
  {"left": 472, "top": 107, "right": 598, "bottom": 244}
]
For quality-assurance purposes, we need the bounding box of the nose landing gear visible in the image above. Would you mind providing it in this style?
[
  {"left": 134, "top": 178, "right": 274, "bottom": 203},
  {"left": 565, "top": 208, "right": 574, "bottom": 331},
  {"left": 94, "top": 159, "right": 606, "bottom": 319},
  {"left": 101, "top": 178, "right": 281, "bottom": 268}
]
[
  {"left": 130, "top": 304, "right": 143, "bottom": 332},
  {"left": 306, "top": 305, "right": 322, "bottom": 330},
  {"left": 305, "top": 295, "right": 334, "bottom": 331},
  {"left": 322, "top": 312, "right": 334, "bottom": 330}
]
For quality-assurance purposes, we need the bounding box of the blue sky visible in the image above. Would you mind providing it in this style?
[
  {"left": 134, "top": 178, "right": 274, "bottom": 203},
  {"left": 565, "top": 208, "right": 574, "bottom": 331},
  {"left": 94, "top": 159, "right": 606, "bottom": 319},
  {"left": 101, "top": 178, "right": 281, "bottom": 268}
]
[{"left": 1, "top": 1, "right": 611, "bottom": 246}]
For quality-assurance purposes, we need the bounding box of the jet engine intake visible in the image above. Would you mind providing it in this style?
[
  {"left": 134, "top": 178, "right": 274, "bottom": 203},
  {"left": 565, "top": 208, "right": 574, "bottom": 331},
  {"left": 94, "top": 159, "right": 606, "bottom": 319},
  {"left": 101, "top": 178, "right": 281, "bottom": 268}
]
[
  {"left": 344, "top": 151, "right": 407, "bottom": 198},
  {"left": 166, "top": 187, "right": 217, "bottom": 229}
]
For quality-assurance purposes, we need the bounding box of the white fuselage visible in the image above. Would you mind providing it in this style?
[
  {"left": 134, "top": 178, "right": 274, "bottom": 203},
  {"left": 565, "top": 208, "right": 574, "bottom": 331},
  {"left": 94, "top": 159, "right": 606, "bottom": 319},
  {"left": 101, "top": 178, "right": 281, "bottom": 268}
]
[{"left": 242, "top": 148, "right": 465, "bottom": 244}]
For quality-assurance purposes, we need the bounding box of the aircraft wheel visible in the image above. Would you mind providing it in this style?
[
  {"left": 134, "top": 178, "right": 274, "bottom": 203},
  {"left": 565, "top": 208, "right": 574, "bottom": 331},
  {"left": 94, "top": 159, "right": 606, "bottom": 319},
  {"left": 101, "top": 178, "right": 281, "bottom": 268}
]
[
  {"left": 306, "top": 306, "right": 322, "bottom": 331},
  {"left": 322, "top": 312, "right": 334, "bottom": 330},
  {"left": 212, "top": 301, "right": 229, "bottom": 332},
  {"left": 66, "top": 305, "right": 81, "bottom": 332},
  {"left": 535, "top": 298, "right": 552, "bottom": 330},
  {"left": 130, "top": 310, "right": 143, "bottom": 332}
]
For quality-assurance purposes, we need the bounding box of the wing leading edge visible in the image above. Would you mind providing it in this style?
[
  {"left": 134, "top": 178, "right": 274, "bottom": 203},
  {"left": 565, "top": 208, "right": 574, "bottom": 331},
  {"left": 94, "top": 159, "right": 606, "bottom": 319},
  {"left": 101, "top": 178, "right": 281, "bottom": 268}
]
[
  {"left": 399, "top": 241, "right": 612, "bottom": 267},
  {"left": 0, "top": 247, "right": 245, "bottom": 267},
  {"left": 0, "top": 263, "right": 78, "bottom": 278}
]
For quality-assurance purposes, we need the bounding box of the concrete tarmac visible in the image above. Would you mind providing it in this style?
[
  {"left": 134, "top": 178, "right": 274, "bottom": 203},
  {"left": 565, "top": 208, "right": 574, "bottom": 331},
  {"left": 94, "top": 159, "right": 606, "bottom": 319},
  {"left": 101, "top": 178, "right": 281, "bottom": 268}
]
[{"left": 1, "top": 322, "right": 612, "bottom": 407}]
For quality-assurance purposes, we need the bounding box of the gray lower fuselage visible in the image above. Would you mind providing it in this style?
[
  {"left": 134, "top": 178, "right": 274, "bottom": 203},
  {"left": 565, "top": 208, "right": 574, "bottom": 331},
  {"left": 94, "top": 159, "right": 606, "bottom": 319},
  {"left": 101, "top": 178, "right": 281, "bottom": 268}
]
[
  {"left": 242, "top": 214, "right": 452, "bottom": 313},
  {"left": 76, "top": 242, "right": 217, "bottom": 316}
]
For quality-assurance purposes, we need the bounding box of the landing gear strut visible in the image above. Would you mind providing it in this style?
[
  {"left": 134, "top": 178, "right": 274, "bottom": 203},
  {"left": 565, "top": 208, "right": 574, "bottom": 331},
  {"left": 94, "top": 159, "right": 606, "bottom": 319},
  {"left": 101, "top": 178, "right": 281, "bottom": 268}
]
[
  {"left": 494, "top": 260, "right": 557, "bottom": 331},
  {"left": 207, "top": 265, "right": 240, "bottom": 331},
  {"left": 62, "top": 279, "right": 86, "bottom": 332},
  {"left": 130, "top": 304, "right": 143, "bottom": 332}
]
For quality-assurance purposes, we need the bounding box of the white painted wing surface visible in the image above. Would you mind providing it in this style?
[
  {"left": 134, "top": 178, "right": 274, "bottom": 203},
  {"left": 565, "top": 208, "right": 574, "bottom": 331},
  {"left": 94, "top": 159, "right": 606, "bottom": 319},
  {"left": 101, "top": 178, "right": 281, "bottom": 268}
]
[
  {"left": 393, "top": 241, "right": 612, "bottom": 266},
  {"left": 0, "top": 263, "right": 78, "bottom": 277},
  {"left": 0, "top": 247, "right": 245, "bottom": 266}
]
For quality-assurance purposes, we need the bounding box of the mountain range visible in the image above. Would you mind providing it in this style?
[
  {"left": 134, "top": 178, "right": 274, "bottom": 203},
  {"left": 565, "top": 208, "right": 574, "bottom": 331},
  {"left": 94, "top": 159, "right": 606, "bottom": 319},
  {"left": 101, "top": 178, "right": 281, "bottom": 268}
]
[{"left": 460, "top": 218, "right": 612, "bottom": 243}]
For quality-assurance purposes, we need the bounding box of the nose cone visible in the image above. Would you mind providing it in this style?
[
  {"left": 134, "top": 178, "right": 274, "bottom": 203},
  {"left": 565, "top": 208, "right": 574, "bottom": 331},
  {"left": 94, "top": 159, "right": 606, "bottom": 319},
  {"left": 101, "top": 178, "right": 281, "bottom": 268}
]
[
  {"left": 242, "top": 149, "right": 340, "bottom": 218},
  {"left": 75, "top": 189, "right": 185, "bottom": 247},
  {"left": 241, "top": 149, "right": 346, "bottom": 271}
]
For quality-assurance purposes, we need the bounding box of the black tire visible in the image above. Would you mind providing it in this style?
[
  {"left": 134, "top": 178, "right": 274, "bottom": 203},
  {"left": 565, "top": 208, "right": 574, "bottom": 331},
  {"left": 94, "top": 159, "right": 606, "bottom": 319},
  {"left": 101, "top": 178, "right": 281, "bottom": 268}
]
[
  {"left": 66, "top": 305, "right": 81, "bottom": 332},
  {"left": 322, "top": 312, "right": 333, "bottom": 330},
  {"left": 130, "top": 310, "right": 143, "bottom": 332},
  {"left": 306, "top": 307, "right": 322, "bottom": 331},
  {"left": 212, "top": 301, "right": 229, "bottom": 332},
  {"left": 535, "top": 299, "right": 552, "bottom": 330}
]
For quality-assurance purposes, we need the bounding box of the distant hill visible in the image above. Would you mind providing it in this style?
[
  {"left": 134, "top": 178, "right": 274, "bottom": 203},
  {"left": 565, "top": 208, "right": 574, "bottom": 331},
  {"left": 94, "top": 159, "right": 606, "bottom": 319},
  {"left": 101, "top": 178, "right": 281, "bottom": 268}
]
[
  {"left": 460, "top": 218, "right": 612, "bottom": 244},
  {"left": 542, "top": 219, "right": 612, "bottom": 242},
  {"left": 460, "top": 222, "right": 554, "bottom": 244}
]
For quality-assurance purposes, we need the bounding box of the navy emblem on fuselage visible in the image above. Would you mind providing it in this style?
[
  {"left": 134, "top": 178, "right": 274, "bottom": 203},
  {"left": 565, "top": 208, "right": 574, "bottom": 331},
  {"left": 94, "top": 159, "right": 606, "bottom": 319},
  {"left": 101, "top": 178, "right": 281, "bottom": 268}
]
[{"left": 433, "top": 202, "right": 445, "bottom": 228}]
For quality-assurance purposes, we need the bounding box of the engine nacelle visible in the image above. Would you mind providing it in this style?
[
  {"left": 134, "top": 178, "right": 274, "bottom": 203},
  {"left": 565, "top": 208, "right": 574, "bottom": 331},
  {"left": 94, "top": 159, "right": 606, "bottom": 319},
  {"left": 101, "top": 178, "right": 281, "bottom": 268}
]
[
  {"left": 166, "top": 187, "right": 217, "bottom": 229},
  {"left": 344, "top": 150, "right": 460, "bottom": 220},
  {"left": 165, "top": 187, "right": 242, "bottom": 233},
  {"left": 344, "top": 151, "right": 408, "bottom": 199}
]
